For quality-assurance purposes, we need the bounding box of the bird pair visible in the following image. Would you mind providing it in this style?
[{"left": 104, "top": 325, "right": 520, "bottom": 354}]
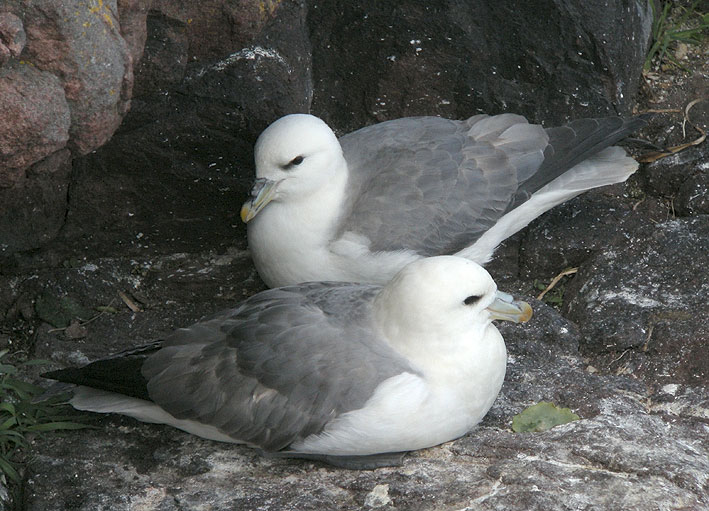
[{"left": 46, "top": 112, "right": 645, "bottom": 468}]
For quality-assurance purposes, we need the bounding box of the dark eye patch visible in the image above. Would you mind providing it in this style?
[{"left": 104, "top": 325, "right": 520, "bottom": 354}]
[
  {"left": 464, "top": 295, "right": 482, "bottom": 305},
  {"left": 281, "top": 155, "right": 304, "bottom": 170}
]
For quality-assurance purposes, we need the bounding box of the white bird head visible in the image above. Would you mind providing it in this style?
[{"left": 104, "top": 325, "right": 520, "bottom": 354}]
[
  {"left": 241, "top": 114, "right": 346, "bottom": 222},
  {"left": 373, "top": 256, "right": 532, "bottom": 350}
]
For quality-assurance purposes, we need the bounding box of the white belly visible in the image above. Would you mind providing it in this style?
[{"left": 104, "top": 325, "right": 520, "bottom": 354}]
[
  {"left": 291, "top": 357, "right": 506, "bottom": 455},
  {"left": 248, "top": 205, "right": 421, "bottom": 286}
]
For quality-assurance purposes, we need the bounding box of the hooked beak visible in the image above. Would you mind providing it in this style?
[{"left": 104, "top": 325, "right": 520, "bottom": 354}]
[
  {"left": 487, "top": 291, "right": 533, "bottom": 323},
  {"left": 241, "top": 178, "right": 279, "bottom": 223}
]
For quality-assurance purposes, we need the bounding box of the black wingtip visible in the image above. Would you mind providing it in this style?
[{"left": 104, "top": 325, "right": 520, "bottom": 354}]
[
  {"left": 625, "top": 112, "right": 653, "bottom": 131},
  {"left": 42, "top": 343, "right": 161, "bottom": 401},
  {"left": 634, "top": 112, "right": 654, "bottom": 123}
]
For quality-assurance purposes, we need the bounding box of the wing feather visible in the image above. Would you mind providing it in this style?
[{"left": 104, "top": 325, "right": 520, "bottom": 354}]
[
  {"left": 142, "top": 283, "right": 417, "bottom": 451},
  {"left": 335, "top": 114, "right": 646, "bottom": 257}
]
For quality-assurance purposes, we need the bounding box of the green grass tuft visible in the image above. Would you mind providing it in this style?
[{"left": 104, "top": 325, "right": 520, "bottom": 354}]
[
  {"left": 644, "top": 0, "right": 709, "bottom": 72},
  {"left": 0, "top": 350, "right": 87, "bottom": 484}
]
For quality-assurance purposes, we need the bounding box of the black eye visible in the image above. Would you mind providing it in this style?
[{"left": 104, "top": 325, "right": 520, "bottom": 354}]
[
  {"left": 290, "top": 155, "right": 304, "bottom": 166},
  {"left": 464, "top": 295, "right": 482, "bottom": 305}
]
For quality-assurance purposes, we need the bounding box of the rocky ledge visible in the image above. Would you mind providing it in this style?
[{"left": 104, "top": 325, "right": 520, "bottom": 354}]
[{"left": 1, "top": 0, "right": 707, "bottom": 510}]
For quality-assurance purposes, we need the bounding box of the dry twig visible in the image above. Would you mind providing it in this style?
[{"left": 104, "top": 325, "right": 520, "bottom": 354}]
[
  {"left": 537, "top": 267, "right": 579, "bottom": 301},
  {"left": 638, "top": 99, "right": 707, "bottom": 163}
]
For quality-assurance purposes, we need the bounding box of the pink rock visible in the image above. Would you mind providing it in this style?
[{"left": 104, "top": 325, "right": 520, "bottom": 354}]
[
  {"left": 0, "top": 64, "right": 70, "bottom": 186},
  {"left": 0, "top": 12, "right": 26, "bottom": 65},
  {"left": 117, "top": 0, "right": 149, "bottom": 69},
  {"left": 18, "top": 0, "right": 134, "bottom": 155}
]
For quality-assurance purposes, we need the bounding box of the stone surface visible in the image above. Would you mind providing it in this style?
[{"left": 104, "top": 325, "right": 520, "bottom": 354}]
[
  {"left": 0, "top": 0, "right": 134, "bottom": 253},
  {"left": 0, "top": 150, "right": 71, "bottom": 255},
  {"left": 671, "top": 143, "right": 709, "bottom": 217},
  {"left": 41, "top": 0, "right": 312, "bottom": 260},
  {"left": 564, "top": 216, "right": 709, "bottom": 386},
  {"left": 0, "top": 11, "right": 25, "bottom": 66},
  {"left": 2, "top": 1, "right": 707, "bottom": 509},
  {"left": 17, "top": 0, "right": 133, "bottom": 155},
  {"left": 0, "top": 64, "right": 70, "bottom": 186},
  {"left": 643, "top": 143, "right": 709, "bottom": 200},
  {"left": 309, "top": 0, "right": 652, "bottom": 132},
  {"left": 676, "top": 170, "right": 709, "bottom": 216},
  {"left": 148, "top": 0, "right": 284, "bottom": 61},
  {"left": 516, "top": 187, "right": 667, "bottom": 281},
  {"left": 1, "top": 0, "right": 652, "bottom": 258},
  {"left": 17, "top": 285, "right": 709, "bottom": 511},
  {"left": 116, "top": 0, "right": 149, "bottom": 68}
]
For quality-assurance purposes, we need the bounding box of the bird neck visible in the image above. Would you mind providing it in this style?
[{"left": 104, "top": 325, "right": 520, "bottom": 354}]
[
  {"left": 285, "top": 160, "right": 350, "bottom": 239},
  {"left": 374, "top": 293, "right": 495, "bottom": 379},
  {"left": 247, "top": 161, "right": 350, "bottom": 286}
]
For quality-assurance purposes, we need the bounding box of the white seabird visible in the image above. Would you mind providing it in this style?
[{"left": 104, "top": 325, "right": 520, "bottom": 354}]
[
  {"left": 241, "top": 113, "right": 646, "bottom": 287},
  {"left": 44, "top": 256, "right": 532, "bottom": 469}
]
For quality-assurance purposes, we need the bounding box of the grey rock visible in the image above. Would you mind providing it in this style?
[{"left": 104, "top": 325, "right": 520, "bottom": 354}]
[
  {"left": 675, "top": 153, "right": 709, "bottom": 216},
  {"left": 2, "top": 1, "right": 705, "bottom": 509},
  {"left": 21, "top": 283, "right": 709, "bottom": 511},
  {"left": 0, "top": 150, "right": 71, "bottom": 255},
  {"left": 131, "top": 11, "right": 189, "bottom": 97},
  {"left": 40, "top": 0, "right": 312, "bottom": 261},
  {"left": 309, "top": 0, "right": 651, "bottom": 132},
  {"left": 564, "top": 216, "right": 709, "bottom": 385},
  {"left": 516, "top": 188, "right": 664, "bottom": 281},
  {"left": 643, "top": 143, "right": 709, "bottom": 200},
  {"left": 1, "top": 0, "right": 653, "bottom": 258}
]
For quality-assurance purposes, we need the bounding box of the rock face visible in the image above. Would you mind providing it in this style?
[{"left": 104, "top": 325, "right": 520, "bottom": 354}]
[
  {"left": 0, "top": 0, "right": 134, "bottom": 253},
  {"left": 20, "top": 278, "right": 709, "bottom": 510},
  {"left": 645, "top": 143, "right": 709, "bottom": 215},
  {"left": 9, "top": 0, "right": 133, "bottom": 156},
  {"left": 565, "top": 216, "right": 709, "bottom": 386},
  {"left": 0, "top": 150, "right": 71, "bottom": 254},
  {"left": 3, "top": 0, "right": 709, "bottom": 509},
  {"left": 1, "top": 0, "right": 651, "bottom": 255},
  {"left": 0, "top": 64, "right": 70, "bottom": 186},
  {"left": 0, "top": 12, "right": 25, "bottom": 66},
  {"left": 310, "top": 0, "right": 652, "bottom": 132}
]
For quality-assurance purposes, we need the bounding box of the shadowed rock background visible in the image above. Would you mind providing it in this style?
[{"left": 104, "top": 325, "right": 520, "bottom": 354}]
[{"left": 0, "top": 0, "right": 707, "bottom": 509}]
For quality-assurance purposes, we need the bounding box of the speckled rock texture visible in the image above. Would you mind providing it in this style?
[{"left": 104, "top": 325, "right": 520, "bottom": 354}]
[
  {"left": 19, "top": 289, "right": 709, "bottom": 510},
  {"left": 1, "top": 0, "right": 651, "bottom": 254},
  {"left": 1, "top": 0, "right": 708, "bottom": 509}
]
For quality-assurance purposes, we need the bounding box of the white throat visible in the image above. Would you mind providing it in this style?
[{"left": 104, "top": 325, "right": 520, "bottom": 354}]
[{"left": 247, "top": 160, "right": 350, "bottom": 286}]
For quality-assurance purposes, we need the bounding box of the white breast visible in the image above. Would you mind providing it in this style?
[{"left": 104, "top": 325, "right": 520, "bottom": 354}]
[{"left": 290, "top": 326, "right": 507, "bottom": 456}]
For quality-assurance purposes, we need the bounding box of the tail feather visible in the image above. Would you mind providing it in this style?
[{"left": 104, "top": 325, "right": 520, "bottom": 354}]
[
  {"left": 458, "top": 146, "right": 638, "bottom": 262},
  {"left": 510, "top": 115, "right": 647, "bottom": 209},
  {"left": 42, "top": 342, "right": 161, "bottom": 401},
  {"left": 69, "top": 386, "right": 240, "bottom": 443}
]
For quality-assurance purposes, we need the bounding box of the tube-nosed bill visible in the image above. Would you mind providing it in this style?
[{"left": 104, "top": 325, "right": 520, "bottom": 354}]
[
  {"left": 241, "top": 178, "right": 279, "bottom": 223},
  {"left": 487, "top": 291, "right": 533, "bottom": 323}
]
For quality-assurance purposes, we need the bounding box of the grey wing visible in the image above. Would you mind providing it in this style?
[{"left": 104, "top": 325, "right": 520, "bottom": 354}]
[
  {"left": 337, "top": 114, "right": 646, "bottom": 256},
  {"left": 507, "top": 116, "right": 648, "bottom": 209},
  {"left": 141, "top": 283, "right": 417, "bottom": 451},
  {"left": 338, "top": 114, "right": 549, "bottom": 255}
]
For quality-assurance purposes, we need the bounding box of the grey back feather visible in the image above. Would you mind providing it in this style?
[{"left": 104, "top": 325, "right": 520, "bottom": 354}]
[
  {"left": 337, "top": 114, "right": 645, "bottom": 255},
  {"left": 142, "top": 282, "right": 418, "bottom": 451}
]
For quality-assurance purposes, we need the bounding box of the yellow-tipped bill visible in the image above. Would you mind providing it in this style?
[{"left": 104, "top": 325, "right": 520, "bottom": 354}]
[
  {"left": 487, "top": 291, "right": 533, "bottom": 323},
  {"left": 241, "top": 178, "right": 279, "bottom": 223}
]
